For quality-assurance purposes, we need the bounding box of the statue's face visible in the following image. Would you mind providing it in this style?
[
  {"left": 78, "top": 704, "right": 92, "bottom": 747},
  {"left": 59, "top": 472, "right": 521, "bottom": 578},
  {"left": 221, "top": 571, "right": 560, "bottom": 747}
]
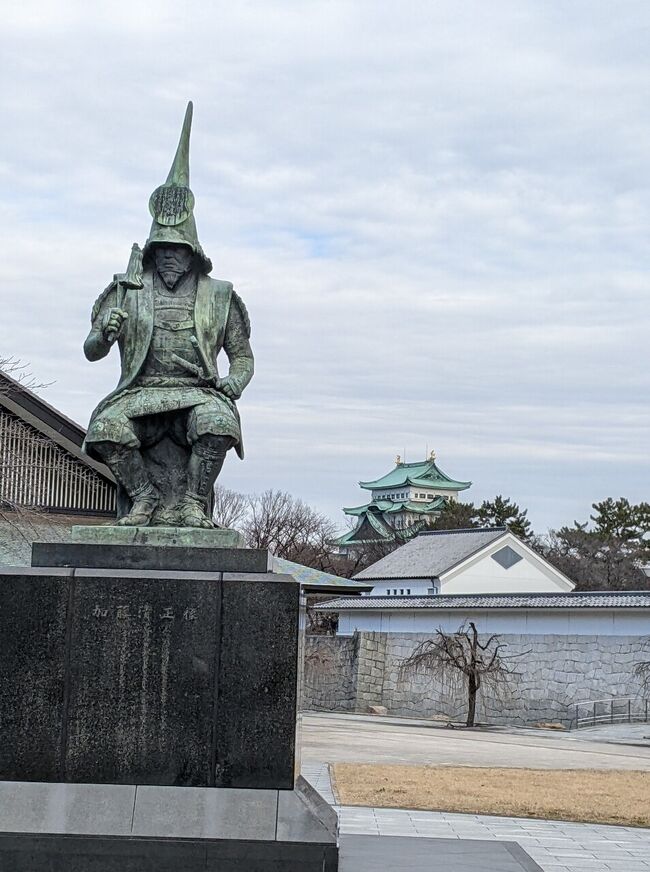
[{"left": 154, "top": 244, "right": 193, "bottom": 289}]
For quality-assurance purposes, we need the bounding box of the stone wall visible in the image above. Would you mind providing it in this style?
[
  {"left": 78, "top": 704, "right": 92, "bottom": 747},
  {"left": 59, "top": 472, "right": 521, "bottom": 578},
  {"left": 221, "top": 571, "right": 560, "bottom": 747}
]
[
  {"left": 302, "top": 631, "right": 649, "bottom": 725},
  {"left": 353, "top": 632, "right": 387, "bottom": 710},
  {"left": 303, "top": 635, "right": 358, "bottom": 712}
]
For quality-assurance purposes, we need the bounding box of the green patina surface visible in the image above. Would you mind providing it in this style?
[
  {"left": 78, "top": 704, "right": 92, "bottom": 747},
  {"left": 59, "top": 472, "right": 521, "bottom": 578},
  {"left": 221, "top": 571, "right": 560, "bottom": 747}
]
[
  {"left": 71, "top": 525, "right": 243, "bottom": 548},
  {"left": 273, "top": 557, "right": 368, "bottom": 590},
  {"left": 82, "top": 102, "right": 254, "bottom": 531}
]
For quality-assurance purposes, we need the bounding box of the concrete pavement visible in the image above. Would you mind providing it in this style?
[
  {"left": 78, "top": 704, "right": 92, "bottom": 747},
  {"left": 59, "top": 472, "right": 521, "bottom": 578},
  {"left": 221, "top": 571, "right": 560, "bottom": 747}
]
[{"left": 301, "top": 712, "right": 650, "bottom": 770}]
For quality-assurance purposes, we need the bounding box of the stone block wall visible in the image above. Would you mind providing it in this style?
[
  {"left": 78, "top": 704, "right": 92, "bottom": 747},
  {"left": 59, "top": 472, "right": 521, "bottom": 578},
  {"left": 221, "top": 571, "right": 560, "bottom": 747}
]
[
  {"left": 303, "top": 635, "right": 358, "bottom": 712},
  {"left": 353, "top": 631, "right": 387, "bottom": 710},
  {"left": 302, "top": 631, "right": 649, "bottom": 725}
]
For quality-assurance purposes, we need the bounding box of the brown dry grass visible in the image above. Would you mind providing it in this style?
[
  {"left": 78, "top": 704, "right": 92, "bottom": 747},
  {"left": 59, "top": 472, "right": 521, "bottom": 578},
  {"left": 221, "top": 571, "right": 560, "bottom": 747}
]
[{"left": 332, "top": 763, "right": 650, "bottom": 827}]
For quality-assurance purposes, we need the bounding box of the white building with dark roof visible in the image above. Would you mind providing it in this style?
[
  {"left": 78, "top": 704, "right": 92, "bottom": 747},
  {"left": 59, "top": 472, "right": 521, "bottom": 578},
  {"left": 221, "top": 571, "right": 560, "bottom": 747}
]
[
  {"left": 316, "top": 590, "right": 650, "bottom": 637},
  {"left": 354, "top": 527, "right": 575, "bottom": 597}
]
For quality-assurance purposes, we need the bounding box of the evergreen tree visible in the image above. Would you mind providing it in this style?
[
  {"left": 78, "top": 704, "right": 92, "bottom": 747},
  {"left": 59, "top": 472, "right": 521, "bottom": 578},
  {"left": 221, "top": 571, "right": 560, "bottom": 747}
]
[
  {"left": 430, "top": 499, "right": 479, "bottom": 531},
  {"left": 542, "top": 498, "right": 650, "bottom": 591},
  {"left": 476, "top": 495, "right": 533, "bottom": 541}
]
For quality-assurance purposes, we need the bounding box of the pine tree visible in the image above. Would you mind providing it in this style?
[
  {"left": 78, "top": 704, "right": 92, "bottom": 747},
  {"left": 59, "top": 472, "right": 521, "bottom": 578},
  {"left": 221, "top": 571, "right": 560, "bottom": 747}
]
[
  {"left": 476, "top": 495, "right": 533, "bottom": 541},
  {"left": 430, "top": 499, "right": 479, "bottom": 531}
]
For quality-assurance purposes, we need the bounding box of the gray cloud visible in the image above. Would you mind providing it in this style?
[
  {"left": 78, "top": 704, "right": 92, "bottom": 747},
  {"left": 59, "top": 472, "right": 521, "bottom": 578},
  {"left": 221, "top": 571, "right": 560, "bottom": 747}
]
[{"left": 1, "top": 0, "right": 648, "bottom": 533}]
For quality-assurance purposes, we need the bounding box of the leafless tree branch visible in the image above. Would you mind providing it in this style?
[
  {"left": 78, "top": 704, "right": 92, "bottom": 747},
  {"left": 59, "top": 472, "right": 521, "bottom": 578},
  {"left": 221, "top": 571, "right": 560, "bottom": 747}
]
[{"left": 400, "top": 622, "right": 528, "bottom": 726}]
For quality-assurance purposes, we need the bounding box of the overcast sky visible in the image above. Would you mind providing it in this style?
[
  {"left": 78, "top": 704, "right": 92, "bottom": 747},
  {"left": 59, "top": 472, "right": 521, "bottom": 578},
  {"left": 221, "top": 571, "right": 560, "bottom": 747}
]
[{"left": 2, "top": 1, "right": 649, "bottom": 533}]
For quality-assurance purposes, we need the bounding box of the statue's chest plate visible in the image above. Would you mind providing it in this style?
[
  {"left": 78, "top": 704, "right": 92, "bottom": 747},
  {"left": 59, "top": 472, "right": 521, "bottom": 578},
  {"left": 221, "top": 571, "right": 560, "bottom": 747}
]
[{"left": 142, "top": 288, "right": 200, "bottom": 379}]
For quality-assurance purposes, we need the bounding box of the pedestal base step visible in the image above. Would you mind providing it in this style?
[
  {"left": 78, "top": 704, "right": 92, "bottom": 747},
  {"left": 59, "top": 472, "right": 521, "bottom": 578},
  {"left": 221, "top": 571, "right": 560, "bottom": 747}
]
[
  {"left": 0, "top": 778, "right": 338, "bottom": 871},
  {"left": 71, "top": 525, "right": 244, "bottom": 549}
]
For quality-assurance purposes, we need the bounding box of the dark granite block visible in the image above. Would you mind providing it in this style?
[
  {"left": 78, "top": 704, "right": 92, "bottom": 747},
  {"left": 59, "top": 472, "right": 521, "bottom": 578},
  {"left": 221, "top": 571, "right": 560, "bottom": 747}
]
[
  {"left": 64, "top": 573, "right": 220, "bottom": 785},
  {"left": 0, "top": 834, "right": 338, "bottom": 872},
  {"left": 0, "top": 565, "right": 300, "bottom": 788},
  {"left": 32, "top": 542, "right": 271, "bottom": 574},
  {"left": 0, "top": 569, "right": 71, "bottom": 781},
  {"left": 215, "top": 574, "right": 300, "bottom": 788}
]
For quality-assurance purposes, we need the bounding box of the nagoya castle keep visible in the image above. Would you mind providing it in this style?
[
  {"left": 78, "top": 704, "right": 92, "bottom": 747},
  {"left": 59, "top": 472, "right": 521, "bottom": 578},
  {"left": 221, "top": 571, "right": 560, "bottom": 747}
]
[{"left": 334, "top": 451, "right": 471, "bottom": 551}]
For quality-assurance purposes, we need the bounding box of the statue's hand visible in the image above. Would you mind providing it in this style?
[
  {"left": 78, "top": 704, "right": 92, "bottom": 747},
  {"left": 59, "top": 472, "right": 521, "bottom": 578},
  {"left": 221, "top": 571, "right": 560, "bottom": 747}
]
[
  {"left": 216, "top": 376, "right": 241, "bottom": 401},
  {"left": 102, "top": 308, "right": 129, "bottom": 342}
]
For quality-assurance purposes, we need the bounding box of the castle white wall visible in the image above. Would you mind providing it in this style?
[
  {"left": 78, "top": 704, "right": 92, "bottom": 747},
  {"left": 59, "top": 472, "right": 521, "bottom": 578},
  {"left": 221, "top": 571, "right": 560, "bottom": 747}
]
[
  {"left": 336, "top": 607, "right": 650, "bottom": 637},
  {"left": 441, "top": 542, "right": 569, "bottom": 594}
]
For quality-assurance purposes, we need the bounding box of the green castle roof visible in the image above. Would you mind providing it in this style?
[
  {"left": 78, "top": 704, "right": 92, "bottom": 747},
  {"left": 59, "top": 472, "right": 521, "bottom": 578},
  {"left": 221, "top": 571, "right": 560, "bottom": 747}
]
[
  {"left": 359, "top": 457, "right": 471, "bottom": 492},
  {"left": 332, "top": 509, "right": 424, "bottom": 547},
  {"left": 343, "top": 496, "right": 447, "bottom": 517}
]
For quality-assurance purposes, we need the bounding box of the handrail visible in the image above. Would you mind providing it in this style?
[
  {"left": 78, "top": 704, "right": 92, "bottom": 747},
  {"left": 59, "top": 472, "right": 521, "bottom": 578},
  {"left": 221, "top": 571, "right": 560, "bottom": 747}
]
[{"left": 568, "top": 697, "right": 650, "bottom": 729}]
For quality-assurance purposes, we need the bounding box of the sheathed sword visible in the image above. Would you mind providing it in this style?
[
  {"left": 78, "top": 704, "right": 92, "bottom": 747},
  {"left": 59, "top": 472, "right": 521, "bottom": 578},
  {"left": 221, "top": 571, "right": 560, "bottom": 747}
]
[
  {"left": 170, "top": 354, "right": 205, "bottom": 381},
  {"left": 171, "top": 339, "right": 221, "bottom": 389},
  {"left": 189, "top": 335, "right": 217, "bottom": 383}
]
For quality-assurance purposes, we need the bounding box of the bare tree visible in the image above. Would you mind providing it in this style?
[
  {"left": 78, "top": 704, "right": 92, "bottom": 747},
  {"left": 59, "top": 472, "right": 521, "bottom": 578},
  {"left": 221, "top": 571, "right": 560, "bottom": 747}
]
[
  {"left": 635, "top": 661, "right": 650, "bottom": 694},
  {"left": 212, "top": 484, "right": 250, "bottom": 530},
  {"left": 242, "top": 489, "right": 338, "bottom": 568},
  {"left": 400, "top": 622, "right": 526, "bottom": 727},
  {"left": 634, "top": 639, "right": 650, "bottom": 694},
  {"left": 0, "top": 501, "right": 70, "bottom": 564},
  {"left": 0, "top": 356, "right": 49, "bottom": 397}
]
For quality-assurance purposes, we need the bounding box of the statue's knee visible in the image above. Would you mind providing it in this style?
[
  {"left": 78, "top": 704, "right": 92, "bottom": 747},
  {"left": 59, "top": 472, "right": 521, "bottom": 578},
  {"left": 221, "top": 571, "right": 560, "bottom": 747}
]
[
  {"left": 92, "top": 440, "right": 120, "bottom": 461},
  {"left": 193, "top": 434, "right": 234, "bottom": 458}
]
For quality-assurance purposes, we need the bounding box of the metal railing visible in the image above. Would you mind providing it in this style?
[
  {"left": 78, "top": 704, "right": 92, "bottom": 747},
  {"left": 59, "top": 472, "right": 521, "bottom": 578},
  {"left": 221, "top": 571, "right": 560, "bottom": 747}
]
[{"left": 569, "top": 697, "right": 650, "bottom": 729}]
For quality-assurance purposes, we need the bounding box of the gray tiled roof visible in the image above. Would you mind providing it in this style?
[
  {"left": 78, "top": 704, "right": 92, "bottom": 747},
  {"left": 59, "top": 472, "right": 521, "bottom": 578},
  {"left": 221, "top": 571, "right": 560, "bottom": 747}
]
[
  {"left": 353, "top": 527, "right": 507, "bottom": 580},
  {"left": 315, "top": 591, "right": 650, "bottom": 610}
]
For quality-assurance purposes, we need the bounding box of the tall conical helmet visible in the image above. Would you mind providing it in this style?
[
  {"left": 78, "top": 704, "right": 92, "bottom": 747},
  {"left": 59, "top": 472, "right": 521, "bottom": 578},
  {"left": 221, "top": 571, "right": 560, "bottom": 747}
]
[{"left": 143, "top": 101, "right": 212, "bottom": 272}]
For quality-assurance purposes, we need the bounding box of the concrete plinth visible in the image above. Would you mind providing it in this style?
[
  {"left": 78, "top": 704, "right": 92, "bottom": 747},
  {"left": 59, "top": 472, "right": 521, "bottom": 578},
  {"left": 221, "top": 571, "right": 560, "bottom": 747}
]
[{"left": 0, "top": 777, "right": 338, "bottom": 871}]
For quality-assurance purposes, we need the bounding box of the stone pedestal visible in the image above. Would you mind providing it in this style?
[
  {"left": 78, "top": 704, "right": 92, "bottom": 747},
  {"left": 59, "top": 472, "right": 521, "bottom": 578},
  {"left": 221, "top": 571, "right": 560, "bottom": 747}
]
[
  {"left": 0, "top": 563, "right": 298, "bottom": 788},
  {"left": 0, "top": 777, "right": 338, "bottom": 871},
  {"left": 0, "top": 536, "right": 337, "bottom": 870}
]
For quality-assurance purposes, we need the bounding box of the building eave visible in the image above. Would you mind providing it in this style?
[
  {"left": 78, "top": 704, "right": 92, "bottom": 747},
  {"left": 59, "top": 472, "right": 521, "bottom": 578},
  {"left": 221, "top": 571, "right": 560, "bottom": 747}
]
[
  {"left": 314, "top": 591, "right": 650, "bottom": 611},
  {"left": 0, "top": 372, "right": 115, "bottom": 485}
]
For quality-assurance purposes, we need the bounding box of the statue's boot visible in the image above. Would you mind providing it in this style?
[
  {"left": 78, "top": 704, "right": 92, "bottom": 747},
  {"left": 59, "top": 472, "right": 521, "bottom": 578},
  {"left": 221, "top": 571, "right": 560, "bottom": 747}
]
[
  {"left": 178, "top": 436, "right": 231, "bottom": 528},
  {"left": 96, "top": 443, "right": 160, "bottom": 527}
]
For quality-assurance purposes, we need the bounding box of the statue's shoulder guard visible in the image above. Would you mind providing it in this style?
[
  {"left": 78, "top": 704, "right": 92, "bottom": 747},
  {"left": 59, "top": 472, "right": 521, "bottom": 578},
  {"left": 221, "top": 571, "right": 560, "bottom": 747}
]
[
  {"left": 230, "top": 288, "right": 251, "bottom": 338},
  {"left": 90, "top": 278, "right": 119, "bottom": 323},
  {"left": 211, "top": 277, "right": 251, "bottom": 339}
]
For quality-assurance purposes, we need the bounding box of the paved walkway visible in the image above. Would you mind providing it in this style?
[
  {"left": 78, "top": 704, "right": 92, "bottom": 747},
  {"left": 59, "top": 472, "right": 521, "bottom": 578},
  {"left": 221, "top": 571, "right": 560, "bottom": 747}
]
[
  {"left": 568, "top": 723, "right": 650, "bottom": 747},
  {"left": 301, "top": 762, "right": 650, "bottom": 872},
  {"left": 339, "top": 833, "right": 543, "bottom": 872}
]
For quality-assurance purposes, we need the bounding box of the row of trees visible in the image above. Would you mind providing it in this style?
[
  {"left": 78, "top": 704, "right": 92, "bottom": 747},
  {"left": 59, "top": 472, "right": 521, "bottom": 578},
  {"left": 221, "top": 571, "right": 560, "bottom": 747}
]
[
  {"left": 429, "top": 495, "right": 532, "bottom": 540},
  {"left": 540, "top": 498, "right": 650, "bottom": 590},
  {"left": 213, "top": 486, "right": 346, "bottom": 574},
  {"left": 430, "top": 494, "right": 650, "bottom": 591},
  {"left": 212, "top": 487, "right": 650, "bottom": 589}
]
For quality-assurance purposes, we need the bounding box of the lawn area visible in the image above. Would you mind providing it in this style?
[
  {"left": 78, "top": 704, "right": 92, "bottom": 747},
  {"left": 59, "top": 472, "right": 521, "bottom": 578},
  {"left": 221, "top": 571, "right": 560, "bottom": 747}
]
[{"left": 332, "top": 763, "right": 650, "bottom": 827}]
